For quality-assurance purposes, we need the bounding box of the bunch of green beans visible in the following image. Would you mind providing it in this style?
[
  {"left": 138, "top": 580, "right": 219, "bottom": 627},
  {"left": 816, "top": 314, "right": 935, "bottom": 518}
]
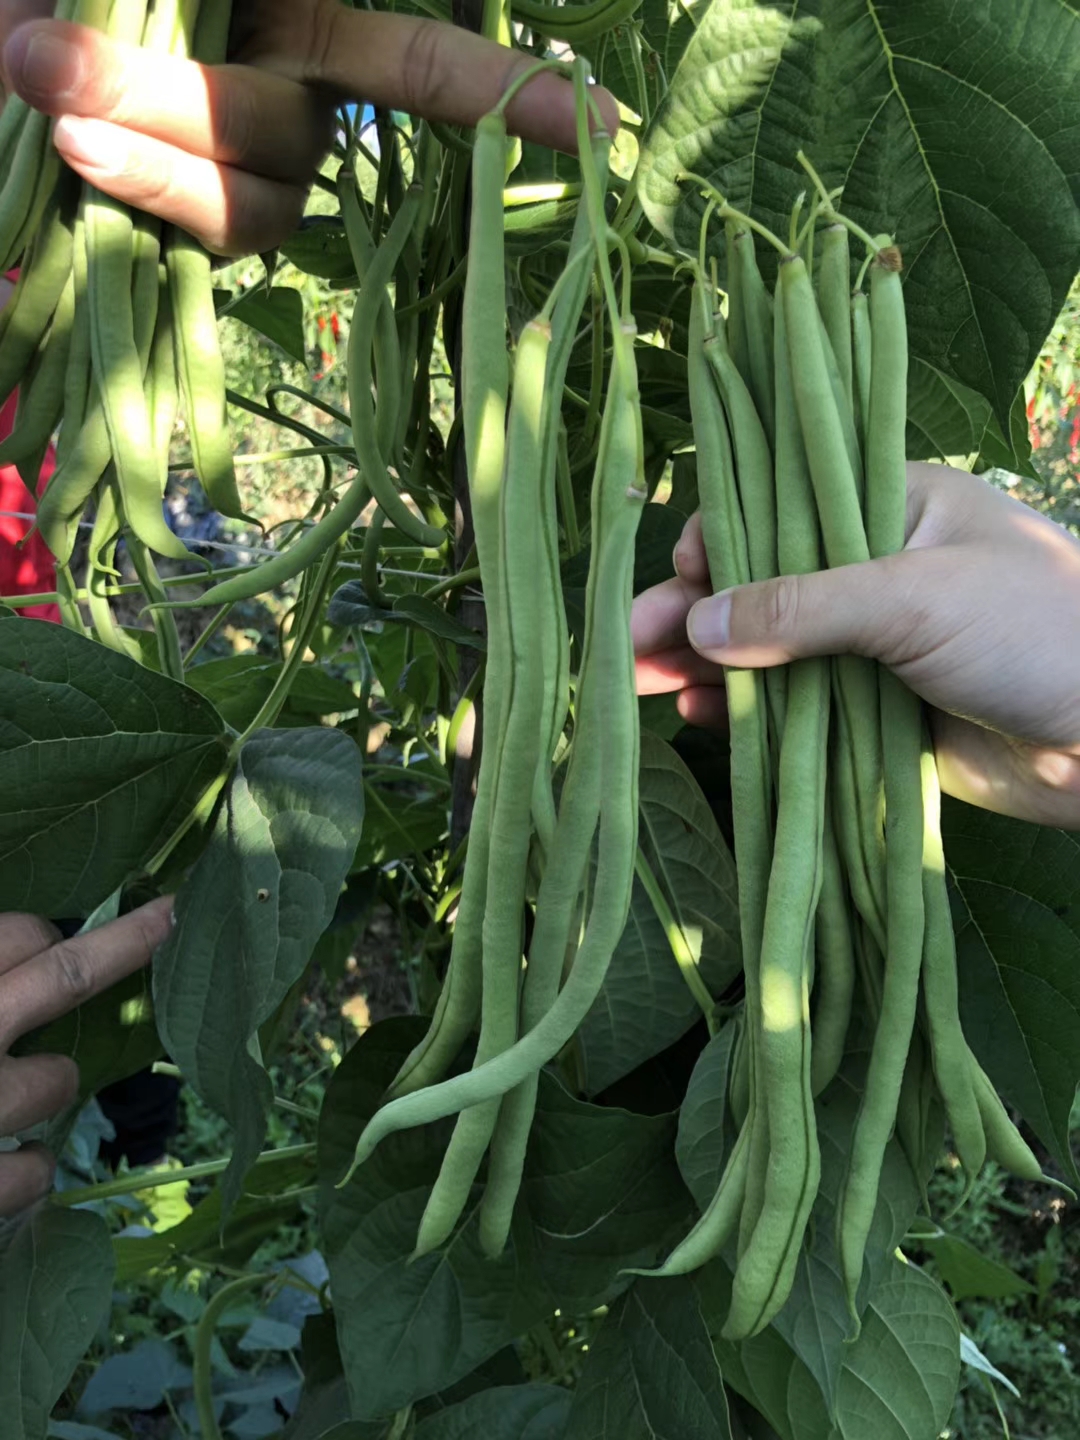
[
  {"left": 0, "top": 0, "right": 244, "bottom": 660},
  {"left": 336, "top": 67, "right": 648, "bottom": 1262},
  {"left": 633, "top": 179, "right": 1066, "bottom": 1341}
]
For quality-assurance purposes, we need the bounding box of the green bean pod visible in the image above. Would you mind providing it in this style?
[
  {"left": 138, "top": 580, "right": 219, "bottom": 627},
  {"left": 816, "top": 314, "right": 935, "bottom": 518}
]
[
  {"left": 818, "top": 224, "right": 853, "bottom": 411},
  {"left": 85, "top": 480, "right": 142, "bottom": 662},
  {"left": 388, "top": 122, "right": 509, "bottom": 1101},
  {"left": 811, "top": 804, "right": 856, "bottom": 1096},
  {"left": 0, "top": 268, "right": 75, "bottom": 468},
  {"left": 413, "top": 319, "right": 552, "bottom": 1258},
  {"left": 919, "top": 759, "right": 985, "bottom": 1204},
  {"left": 145, "top": 275, "right": 179, "bottom": 476},
  {"left": 339, "top": 327, "right": 645, "bottom": 1186},
  {"left": 166, "top": 225, "right": 243, "bottom": 518},
  {"left": 731, "top": 227, "right": 776, "bottom": 447},
  {"left": 969, "top": 1056, "right": 1047, "bottom": 1184},
  {"left": 347, "top": 191, "right": 445, "bottom": 548},
  {"left": 723, "top": 657, "right": 828, "bottom": 1340},
  {"left": 58, "top": 213, "right": 93, "bottom": 462},
  {"left": 478, "top": 140, "right": 612, "bottom": 1256},
  {"left": 851, "top": 290, "right": 872, "bottom": 453},
  {"left": 85, "top": 185, "right": 189, "bottom": 561},
  {"left": 0, "top": 109, "right": 53, "bottom": 274},
  {"left": 630, "top": 1117, "right": 751, "bottom": 1278},
  {"left": 0, "top": 181, "right": 76, "bottom": 412},
  {"left": 689, "top": 279, "right": 772, "bottom": 1256}
]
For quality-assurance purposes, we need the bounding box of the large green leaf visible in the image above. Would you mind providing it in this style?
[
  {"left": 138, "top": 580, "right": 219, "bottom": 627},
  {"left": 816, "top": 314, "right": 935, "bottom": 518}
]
[
  {"left": 566, "top": 1276, "right": 732, "bottom": 1440},
  {"left": 943, "top": 799, "right": 1080, "bottom": 1186},
  {"left": 154, "top": 727, "right": 362, "bottom": 1214},
  {"left": 317, "top": 1019, "right": 693, "bottom": 1420},
  {"left": 582, "top": 0, "right": 703, "bottom": 117},
  {"left": 316, "top": 1019, "right": 556, "bottom": 1420},
  {"left": 638, "top": 0, "right": 1080, "bottom": 429},
  {"left": 693, "top": 1061, "right": 941, "bottom": 1435},
  {"left": 906, "top": 364, "right": 1036, "bottom": 476},
  {"left": 577, "top": 732, "right": 742, "bottom": 1093},
  {"left": 0, "top": 618, "right": 228, "bottom": 916},
  {"left": 0, "top": 1209, "right": 115, "bottom": 1440},
  {"left": 414, "top": 1384, "right": 571, "bottom": 1440},
  {"left": 185, "top": 654, "right": 359, "bottom": 732},
  {"left": 523, "top": 1072, "right": 693, "bottom": 1305}
]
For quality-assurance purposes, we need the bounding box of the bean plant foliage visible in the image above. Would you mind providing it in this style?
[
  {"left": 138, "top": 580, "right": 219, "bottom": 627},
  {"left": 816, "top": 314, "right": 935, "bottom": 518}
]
[{"left": 0, "top": 0, "right": 1078, "bottom": 1438}]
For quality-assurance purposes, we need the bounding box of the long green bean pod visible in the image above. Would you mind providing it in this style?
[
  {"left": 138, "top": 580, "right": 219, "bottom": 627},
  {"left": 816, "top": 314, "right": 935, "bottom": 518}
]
[
  {"left": 689, "top": 277, "right": 772, "bottom": 1256},
  {"left": 0, "top": 268, "right": 75, "bottom": 468},
  {"left": 0, "top": 181, "right": 76, "bottom": 412},
  {"left": 412, "top": 319, "right": 552, "bottom": 1258},
  {"left": 85, "top": 185, "right": 189, "bottom": 561},
  {"left": 731, "top": 226, "right": 776, "bottom": 447},
  {"left": 478, "top": 137, "right": 612, "bottom": 1256},
  {"left": 851, "top": 289, "right": 872, "bottom": 453},
  {"left": 387, "top": 121, "right": 509, "bottom": 1101},
  {"left": 818, "top": 224, "right": 853, "bottom": 410},
  {"left": 724, "top": 656, "right": 827, "bottom": 1340},
  {"left": 166, "top": 225, "right": 243, "bottom": 518},
  {"left": 837, "top": 242, "right": 926, "bottom": 1325},
  {"left": 339, "top": 328, "right": 646, "bottom": 1187}
]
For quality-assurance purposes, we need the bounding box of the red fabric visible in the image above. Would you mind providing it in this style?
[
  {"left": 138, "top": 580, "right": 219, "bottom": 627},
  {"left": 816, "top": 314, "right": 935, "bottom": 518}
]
[{"left": 0, "top": 389, "right": 61, "bottom": 624}]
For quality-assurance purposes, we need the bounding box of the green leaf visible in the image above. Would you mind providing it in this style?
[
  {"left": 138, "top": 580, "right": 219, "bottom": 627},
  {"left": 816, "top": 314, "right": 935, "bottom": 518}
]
[
  {"left": 317, "top": 1020, "right": 692, "bottom": 1419},
  {"left": 942, "top": 798, "right": 1080, "bottom": 1185},
  {"left": 675, "top": 1021, "right": 739, "bottom": 1210},
  {"left": 415, "top": 1385, "right": 571, "bottom": 1440},
  {"left": 221, "top": 286, "right": 307, "bottom": 364},
  {"left": 0, "top": 618, "right": 228, "bottom": 916},
  {"left": 112, "top": 1146, "right": 316, "bottom": 1283},
  {"left": 910, "top": 1227, "right": 1034, "bottom": 1302},
  {"left": 328, "top": 582, "right": 487, "bottom": 651},
  {"left": 639, "top": 0, "right": 1080, "bottom": 430},
  {"left": 0, "top": 1209, "right": 115, "bottom": 1440},
  {"left": 185, "top": 654, "right": 359, "bottom": 732},
  {"left": 523, "top": 1072, "right": 694, "bottom": 1305},
  {"left": 833, "top": 1267, "right": 960, "bottom": 1440},
  {"left": 316, "top": 1019, "right": 557, "bottom": 1420},
  {"left": 566, "top": 1276, "right": 733, "bottom": 1440},
  {"left": 906, "top": 364, "right": 1036, "bottom": 477},
  {"left": 154, "top": 727, "right": 363, "bottom": 1215},
  {"left": 582, "top": 0, "right": 702, "bottom": 116},
  {"left": 78, "top": 1340, "right": 192, "bottom": 1417},
  {"left": 279, "top": 218, "right": 357, "bottom": 283},
  {"left": 577, "top": 732, "right": 742, "bottom": 1093}
]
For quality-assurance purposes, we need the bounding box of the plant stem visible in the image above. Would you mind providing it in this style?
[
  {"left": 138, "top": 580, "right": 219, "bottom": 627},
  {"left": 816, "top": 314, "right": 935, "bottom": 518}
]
[
  {"left": 52, "top": 1142, "right": 316, "bottom": 1207},
  {"left": 635, "top": 847, "right": 717, "bottom": 1031}
]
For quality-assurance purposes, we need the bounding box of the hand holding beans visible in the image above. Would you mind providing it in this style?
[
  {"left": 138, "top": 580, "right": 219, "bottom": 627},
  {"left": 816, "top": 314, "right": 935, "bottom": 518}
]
[
  {"left": 0, "top": 0, "right": 619, "bottom": 257},
  {"left": 633, "top": 461, "right": 1080, "bottom": 830}
]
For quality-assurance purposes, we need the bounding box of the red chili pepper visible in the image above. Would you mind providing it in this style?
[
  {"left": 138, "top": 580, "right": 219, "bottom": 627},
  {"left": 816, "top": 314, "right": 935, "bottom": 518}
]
[{"left": 330, "top": 311, "right": 342, "bottom": 344}]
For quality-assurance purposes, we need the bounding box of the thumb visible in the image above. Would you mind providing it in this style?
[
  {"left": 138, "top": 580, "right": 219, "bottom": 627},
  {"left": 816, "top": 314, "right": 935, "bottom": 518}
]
[{"left": 686, "top": 551, "right": 924, "bottom": 668}]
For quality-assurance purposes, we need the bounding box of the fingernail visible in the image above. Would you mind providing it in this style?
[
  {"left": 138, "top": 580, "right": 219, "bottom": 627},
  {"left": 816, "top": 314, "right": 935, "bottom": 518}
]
[
  {"left": 687, "top": 592, "right": 731, "bottom": 653},
  {"left": 53, "top": 115, "right": 129, "bottom": 175},
  {"left": 8, "top": 29, "right": 84, "bottom": 102}
]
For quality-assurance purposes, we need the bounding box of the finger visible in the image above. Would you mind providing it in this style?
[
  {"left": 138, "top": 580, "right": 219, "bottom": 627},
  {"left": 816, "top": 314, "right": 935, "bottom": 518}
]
[
  {"left": 636, "top": 644, "right": 725, "bottom": 695},
  {"left": 685, "top": 550, "right": 945, "bottom": 670},
  {"left": 51, "top": 115, "right": 306, "bottom": 254},
  {"left": 0, "top": 1053, "right": 79, "bottom": 1133},
  {"left": 0, "top": 0, "right": 50, "bottom": 65},
  {"left": 631, "top": 573, "right": 712, "bottom": 657},
  {"left": 677, "top": 685, "right": 729, "bottom": 732},
  {"left": 933, "top": 711, "right": 1080, "bottom": 830},
  {"left": 0, "top": 1144, "right": 55, "bottom": 1219},
  {"left": 4, "top": 21, "right": 332, "bottom": 180},
  {"left": 312, "top": 12, "right": 620, "bottom": 153},
  {"left": 0, "top": 913, "right": 61, "bottom": 976},
  {"left": 673, "top": 511, "right": 710, "bottom": 586},
  {"left": 0, "top": 895, "right": 173, "bottom": 1049}
]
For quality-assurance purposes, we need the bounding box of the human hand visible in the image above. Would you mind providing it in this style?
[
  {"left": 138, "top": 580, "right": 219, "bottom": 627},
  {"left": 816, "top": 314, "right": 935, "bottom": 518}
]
[
  {"left": 0, "top": 895, "right": 173, "bottom": 1217},
  {"left": 633, "top": 463, "right": 1080, "bottom": 829},
  {"left": 0, "top": 0, "right": 619, "bottom": 256}
]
